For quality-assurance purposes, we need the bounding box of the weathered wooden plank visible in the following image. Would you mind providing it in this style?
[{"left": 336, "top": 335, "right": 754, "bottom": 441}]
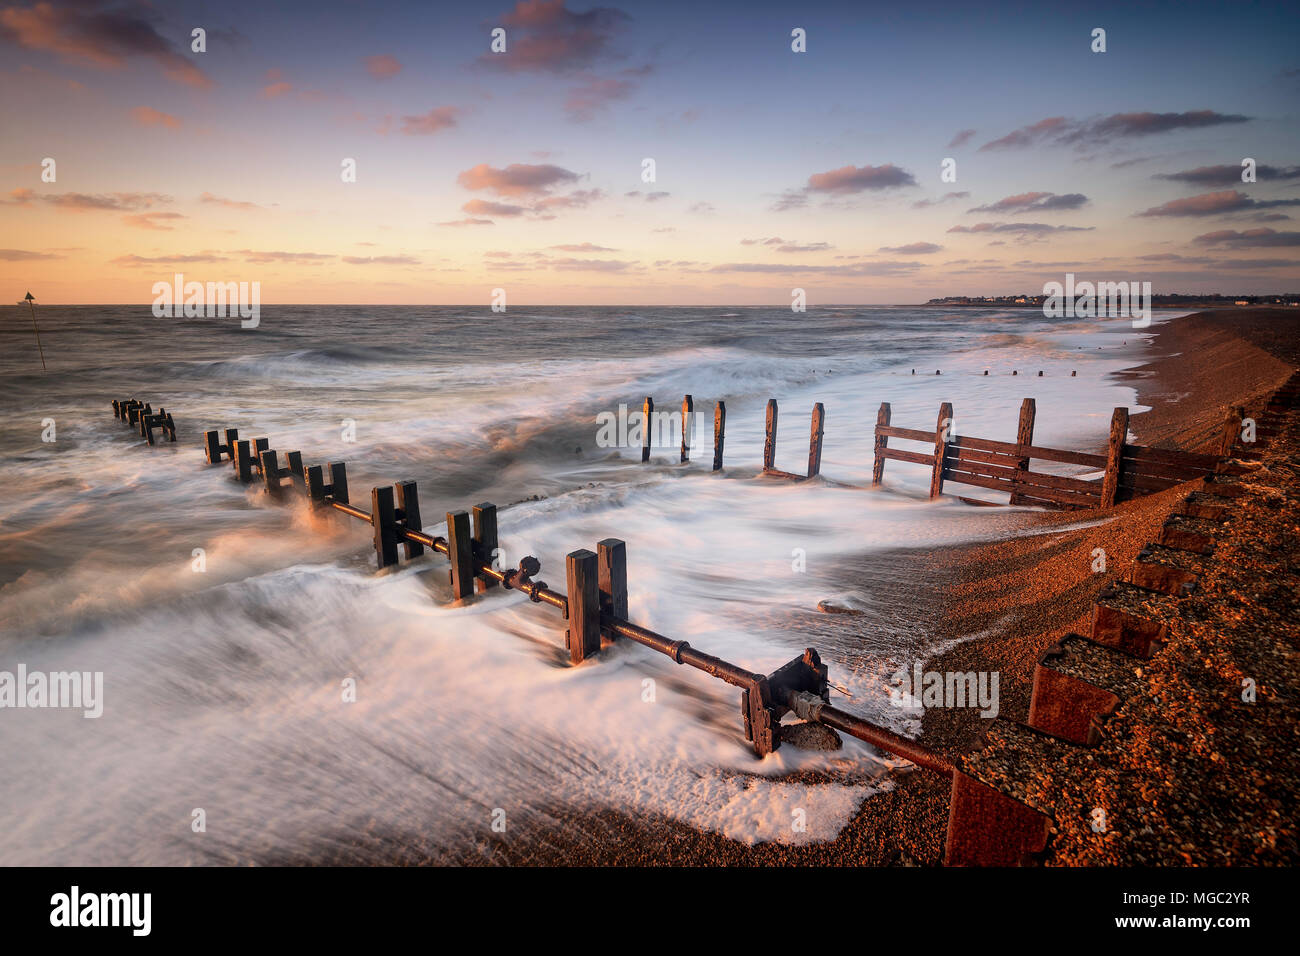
[
  {"left": 808, "top": 402, "right": 825, "bottom": 478},
  {"left": 472, "top": 502, "right": 498, "bottom": 591},
  {"left": 261, "top": 449, "right": 282, "bottom": 495},
  {"left": 395, "top": 480, "right": 424, "bottom": 559},
  {"left": 1100, "top": 407, "right": 1129, "bottom": 508},
  {"left": 1008, "top": 398, "right": 1036, "bottom": 506},
  {"left": 877, "top": 424, "right": 935, "bottom": 443},
  {"left": 871, "top": 402, "right": 891, "bottom": 486},
  {"left": 929, "top": 402, "right": 953, "bottom": 499},
  {"left": 1122, "top": 445, "right": 1221, "bottom": 470},
  {"left": 597, "top": 537, "right": 628, "bottom": 620},
  {"left": 947, "top": 470, "right": 1098, "bottom": 507},
  {"left": 328, "top": 462, "right": 349, "bottom": 504},
  {"left": 712, "top": 401, "right": 726, "bottom": 471},
  {"left": 879, "top": 447, "right": 935, "bottom": 466},
  {"left": 641, "top": 397, "right": 653, "bottom": 463},
  {"left": 948, "top": 458, "right": 1101, "bottom": 496},
  {"left": 681, "top": 394, "right": 693, "bottom": 463},
  {"left": 446, "top": 510, "right": 474, "bottom": 599},
  {"left": 1121, "top": 457, "right": 1215, "bottom": 483},
  {"left": 763, "top": 399, "right": 778, "bottom": 471},
  {"left": 371, "top": 485, "right": 399, "bottom": 568},
  {"left": 566, "top": 549, "right": 600, "bottom": 664}
]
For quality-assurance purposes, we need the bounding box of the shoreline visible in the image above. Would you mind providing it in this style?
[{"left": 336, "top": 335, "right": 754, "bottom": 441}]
[{"left": 272, "top": 309, "right": 1300, "bottom": 866}]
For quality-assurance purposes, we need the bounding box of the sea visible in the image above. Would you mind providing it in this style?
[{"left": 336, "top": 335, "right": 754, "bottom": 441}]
[{"left": 0, "top": 304, "right": 1182, "bottom": 864}]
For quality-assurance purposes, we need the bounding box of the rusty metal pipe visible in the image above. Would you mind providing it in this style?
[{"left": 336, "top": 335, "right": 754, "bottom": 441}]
[
  {"left": 602, "top": 615, "right": 763, "bottom": 689},
  {"left": 793, "top": 693, "right": 954, "bottom": 777}
]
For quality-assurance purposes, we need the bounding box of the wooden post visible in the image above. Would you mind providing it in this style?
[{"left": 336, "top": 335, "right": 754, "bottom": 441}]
[
  {"left": 1008, "top": 398, "right": 1036, "bottom": 506},
  {"left": 306, "top": 465, "right": 325, "bottom": 508},
  {"left": 204, "top": 430, "right": 221, "bottom": 463},
  {"left": 641, "top": 397, "right": 653, "bottom": 462},
  {"left": 232, "top": 440, "right": 252, "bottom": 482},
  {"left": 872, "top": 402, "right": 891, "bottom": 486},
  {"left": 261, "top": 449, "right": 282, "bottom": 495},
  {"left": 395, "top": 480, "right": 424, "bottom": 559},
  {"left": 929, "top": 402, "right": 953, "bottom": 499},
  {"left": 285, "top": 451, "right": 304, "bottom": 492},
  {"left": 763, "top": 399, "right": 778, "bottom": 471},
  {"left": 371, "top": 485, "right": 399, "bottom": 568},
  {"left": 329, "top": 462, "right": 349, "bottom": 504},
  {"left": 597, "top": 538, "right": 628, "bottom": 621},
  {"left": 1217, "top": 406, "right": 1244, "bottom": 458},
  {"left": 1100, "top": 407, "right": 1129, "bottom": 508},
  {"left": 680, "top": 394, "right": 693, "bottom": 463},
  {"left": 712, "top": 401, "right": 726, "bottom": 471},
  {"left": 566, "top": 549, "right": 600, "bottom": 664},
  {"left": 472, "top": 503, "right": 498, "bottom": 591},
  {"left": 807, "top": 403, "right": 825, "bottom": 478},
  {"left": 446, "top": 510, "right": 474, "bottom": 599}
]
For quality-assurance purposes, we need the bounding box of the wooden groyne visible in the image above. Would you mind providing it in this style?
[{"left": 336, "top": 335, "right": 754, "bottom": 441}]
[
  {"left": 634, "top": 391, "right": 1237, "bottom": 509},
  {"left": 112, "top": 398, "right": 176, "bottom": 445}
]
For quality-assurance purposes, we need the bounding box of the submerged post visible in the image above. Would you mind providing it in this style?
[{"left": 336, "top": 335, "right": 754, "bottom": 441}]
[
  {"left": 930, "top": 402, "right": 953, "bottom": 499},
  {"left": 1100, "top": 407, "right": 1129, "bottom": 508},
  {"left": 1008, "top": 398, "right": 1036, "bottom": 505},
  {"left": 713, "top": 401, "right": 726, "bottom": 471},
  {"left": 872, "top": 402, "right": 891, "bottom": 486},
  {"left": 763, "top": 399, "right": 778, "bottom": 471},
  {"left": 446, "top": 510, "right": 474, "bottom": 599},
  {"left": 395, "top": 480, "right": 424, "bottom": 559},
  {"left": 681, "top": 394, "right": 693, "bottom": 463},
  {"left": 472, "top": 503, "right": 498, "bottom": 592},
  {"left": 641, "top": 397, "right": 653, "bottom": 463},
  {"left": 807, "top": 402, "right": 825, "bottom": 478},
  {"left": 566, "top": 549, "right": 600, "bottom": 664}
]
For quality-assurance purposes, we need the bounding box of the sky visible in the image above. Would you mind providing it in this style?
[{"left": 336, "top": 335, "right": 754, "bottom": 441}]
[{"left": 0, "top": 0, "right": 1298, "bottom": 304}]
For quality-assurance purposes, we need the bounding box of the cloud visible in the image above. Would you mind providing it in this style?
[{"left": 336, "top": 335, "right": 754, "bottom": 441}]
[
  {"left": 457, "top": 162, "right": 580, "bottom": 196},
  {"left": 0, "top": 248, "right": 61, "bottom": 260},
  {"left": 807, "top": 163, "right": 917, "bottom": 194},
  {"left": 130, "top": 106, "right": 180, "bottom": 129},
  {"left": 37, "top": 191, "right": 171, "bottom": 211},
  {"left": 774, "top": 163, "right": 916, "bottom": 211},
  {"left": 121, "top": 211, "right": 185, "bottom": 230},
  {"left": 364, "top": 54, "right": 402, "bottom": 78},
  {"left": 550, "top": 257, "right": 638, "bottom": 272},
  {"left": 532, "top": 187, "right": 604, "bottom": 211},
  {"left": 3, "top": 188, "right": 34, "bottom": 205},
  {"left": 980, "top": 110, "right": 1250, "bottom": 150},
  {"left": 260, "top": 80, "right": 293, "bottom": 99},
  {"left": 564, "top": 71, "right": 637, "bottom": 120},
  {"left": 1192, "top": 227, "right": 1300, "bottom": 247},
  {"left": 948, "top": 129, "right": 976, "bottom": 149},
  {"left": 879, "top": 242, "right": 943, "bottom": 254},
  {"left": 200, "top": 192, "right": 261, "bottom": 210},
  {"left": 341, "top": 255, "right": 420, "bottom": 265},
  {"left": 912, "top": 191, "right": 969, "bottom": 209},
  {"left": 687, "top": 201, "right": 715, "bottom": 215},
  {"left": 709, "top": 260, "right": 923, "bottom": 276},
  {"left": 0, "top": 0, "right": 213, "bottom": 87},
  {"left": 401, "top": 106, "right": 460, "bottom": 135},
  {"left": 462, "top": 198, "right": 528, "bottom": 216},
  {"left": 947, "top": 222, "right": 1094, "bottom": 235},
  {"left": 1155, "top": 164, "right": 1300, "bottom": 187},
  {"left": 1135, "top": 190, "right": 1300, "bottom": 217},
  {"left": 551, "top": 242, "right": 617, "bottom": 251},
  {"left": 482, "top": 0, "right": 631, "bottom": 73},
  {"left": 237, "top": 250, "right": 334, "bottom": 263},
  {"left": 111, "top": 253, "right": 231, "bottom": 265},
  {"left": 437, "top": 218, "right": 495, "bottom": 227},
  {"left": 969, "top": 192, "right": 1088, "bottom": 214}
]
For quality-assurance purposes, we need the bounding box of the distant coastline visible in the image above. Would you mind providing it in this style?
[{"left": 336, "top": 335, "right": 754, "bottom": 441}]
[{"left": 926, "top": 294, "right": 1300, "bottom": 308}]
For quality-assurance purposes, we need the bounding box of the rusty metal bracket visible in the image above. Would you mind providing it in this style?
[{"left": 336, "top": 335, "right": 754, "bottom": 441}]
[{"left": 741, "top": 647, "right": 830, "bottom": 757}]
